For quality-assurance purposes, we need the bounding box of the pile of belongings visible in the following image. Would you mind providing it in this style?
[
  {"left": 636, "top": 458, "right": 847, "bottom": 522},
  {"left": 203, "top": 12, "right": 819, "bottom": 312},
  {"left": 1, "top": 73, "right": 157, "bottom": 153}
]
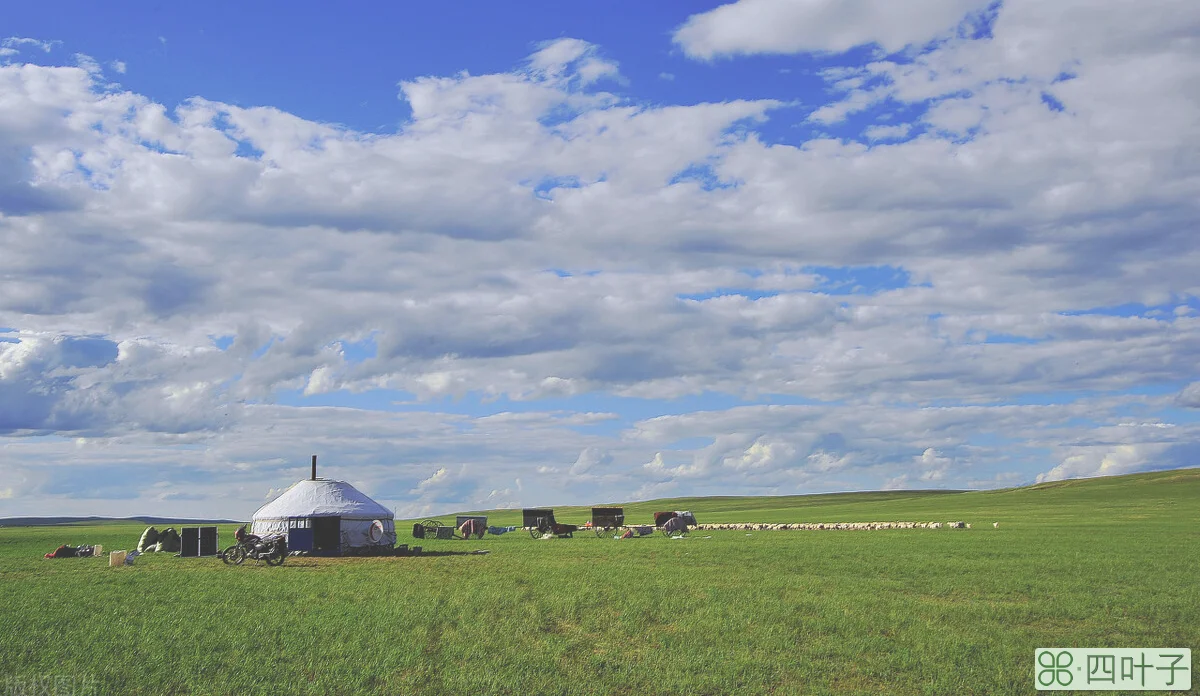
[
  {"left": 44, "top": 544, "right": 97, "bottom": 559},
  {"left": 137, "top": 526, "right": 182, "bottom": 553},
  {"left": 619, "top": 526, "right": 655, "bottom": 538}
]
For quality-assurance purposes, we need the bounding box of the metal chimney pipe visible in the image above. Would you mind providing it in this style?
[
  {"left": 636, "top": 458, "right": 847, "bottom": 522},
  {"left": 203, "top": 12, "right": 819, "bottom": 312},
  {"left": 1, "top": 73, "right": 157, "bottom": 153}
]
[{"left": 311, "top": 454, "right": 317, "bottom": 480}]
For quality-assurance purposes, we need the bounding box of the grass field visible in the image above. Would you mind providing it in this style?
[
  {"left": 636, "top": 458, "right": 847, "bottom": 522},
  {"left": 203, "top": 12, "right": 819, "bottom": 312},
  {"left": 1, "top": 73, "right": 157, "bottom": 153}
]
[{"left": 1, "top": 469, "right": 1197, "bottom": 695}]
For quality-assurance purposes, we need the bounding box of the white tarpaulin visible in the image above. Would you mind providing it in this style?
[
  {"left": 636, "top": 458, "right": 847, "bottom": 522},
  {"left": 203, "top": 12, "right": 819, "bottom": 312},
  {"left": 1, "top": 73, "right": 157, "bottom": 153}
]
[{"left": 252, "top": 478, "right": 396, "bottom": 550}]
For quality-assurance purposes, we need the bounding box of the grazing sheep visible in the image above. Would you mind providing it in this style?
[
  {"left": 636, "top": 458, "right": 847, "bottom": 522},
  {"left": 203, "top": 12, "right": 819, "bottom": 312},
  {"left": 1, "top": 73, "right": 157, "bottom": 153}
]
[{"left": 654, "top": 520, "right": 984, "bottom": 532}]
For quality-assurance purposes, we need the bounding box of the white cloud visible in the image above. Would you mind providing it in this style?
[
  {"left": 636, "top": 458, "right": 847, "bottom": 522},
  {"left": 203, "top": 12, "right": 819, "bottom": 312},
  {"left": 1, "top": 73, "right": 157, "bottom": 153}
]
[
  {"left": 673, "top": 0, "right": 992, "bottom": 59},
  {"left": 303, "top": 365, "right": 337, "bottom": 396},
  {"left": 570, "top": 447, "right": 612, "bottom": 475},
  {"left": 413, "top": 467, "right": 450, "bottom": 492},
  {"left": 528, "top": 38, "right": 619, "bottom": 85},
  {"left": 643, "top": 451, "right": 704, "bottom": 478},
  {"left": 74, "top": 53, "right": 101, "bottom": 75},
  {"left": 724, "top": 438, "right": 798, "bottom": 472},
  {"left": 2, "top": 37, "right": 59, "bottom": 54},
  {"left": 110, "top": 60, "right": 126, "bottom": 74},
  {"left": 864, "top": 123, "right": 912, "bottom": 141},
  {"left": 1036, "top": 444, "right": 1170, "bottom": 483},
  {"left": 916, "top": 447, "right": 953, "bottom": 481},
  {"left": 0, "top": 17, "right": 1197, "bottom": 516},
  {"left": 1178, "top": 382, "right": 1200, "bottom": 408},
  {"left": 806, "top": 450, "right": 851, "bottom": 473}
]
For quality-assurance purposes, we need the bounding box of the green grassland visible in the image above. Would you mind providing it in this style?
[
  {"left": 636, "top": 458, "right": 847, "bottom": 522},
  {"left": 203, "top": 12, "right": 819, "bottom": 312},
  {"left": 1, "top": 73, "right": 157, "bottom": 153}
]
[{"left": 1, "top": 469, "right": 1197, "bottom": 695}]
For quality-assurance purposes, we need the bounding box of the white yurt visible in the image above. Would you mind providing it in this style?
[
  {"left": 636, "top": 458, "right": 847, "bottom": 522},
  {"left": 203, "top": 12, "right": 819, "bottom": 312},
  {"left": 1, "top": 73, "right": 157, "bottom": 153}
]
[{"left": 251, "top": 457, "right": 396, "bottom": 555}]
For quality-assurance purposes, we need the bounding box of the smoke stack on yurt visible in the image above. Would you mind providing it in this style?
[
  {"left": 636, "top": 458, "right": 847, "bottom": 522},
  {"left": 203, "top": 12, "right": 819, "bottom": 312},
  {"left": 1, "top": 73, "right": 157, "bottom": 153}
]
[{"left": 251, "top": 455, "right": 396, "bottom": 556}]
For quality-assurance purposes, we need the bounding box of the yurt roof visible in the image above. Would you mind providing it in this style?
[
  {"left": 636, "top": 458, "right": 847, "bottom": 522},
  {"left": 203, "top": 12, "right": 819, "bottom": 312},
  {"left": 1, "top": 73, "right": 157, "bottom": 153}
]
[{"left": 253, "top": 478, "right": 393, "bottom": 520}]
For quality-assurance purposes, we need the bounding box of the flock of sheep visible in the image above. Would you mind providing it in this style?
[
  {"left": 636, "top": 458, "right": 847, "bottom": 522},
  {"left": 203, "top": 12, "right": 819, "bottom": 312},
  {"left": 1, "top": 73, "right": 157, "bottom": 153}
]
[{"left": 693, "top": 521, "right": 989, "bottom": 531}]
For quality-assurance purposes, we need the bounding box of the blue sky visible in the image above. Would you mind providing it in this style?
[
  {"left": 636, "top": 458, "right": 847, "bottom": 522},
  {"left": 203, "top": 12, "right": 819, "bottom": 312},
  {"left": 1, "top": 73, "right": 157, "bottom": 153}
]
[
  {"left": 4, "top": 3, "right": 818, "bottom": 133},
  {"left": 1, "top": 0, "right": 1198, "bottom": 519}
]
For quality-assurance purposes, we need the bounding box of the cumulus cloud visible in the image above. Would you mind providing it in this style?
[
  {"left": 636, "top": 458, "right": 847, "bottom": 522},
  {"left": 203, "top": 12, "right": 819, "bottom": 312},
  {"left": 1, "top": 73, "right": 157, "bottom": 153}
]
[
  {"left": 806, "top": 450, "right": 852, "bottom": 473},
  {"left": 528, "top": 38, "right": 620, "bottom": 85},
  {"left": 1178, "top": 382, "right": 1200, "bottom": 408},
  {"left": 74, "top": 53, "right": 101, "bottom": 75},
  {"left": 673, "top": 0, "right": 992, "bottom": 58},
  {"left": 0, "top": 464, "right": 44, "bottom": 501},
  {"left": 643, "top": 451, "right": 704, "bottom": 478},
  {"left": 1036, "top": 444, "right": 1169, "bottom": 483},
  {"left": 0, "top": 14, "right": 1197, "bottom": 517},
  {"left": 725, "top": 438, "right": 798, "bottom": 472},
  {"left": 916, "top": 447, "right": 953, "bottom": 481},
  {"left": 569, "top": 447, "right": 612, "bottom": 475},
  {"left": 864, "top": 123, "right": 912, "bottom": 141},
  {"left": 881, "top": 448, "right": 958, "bottom": 490}
]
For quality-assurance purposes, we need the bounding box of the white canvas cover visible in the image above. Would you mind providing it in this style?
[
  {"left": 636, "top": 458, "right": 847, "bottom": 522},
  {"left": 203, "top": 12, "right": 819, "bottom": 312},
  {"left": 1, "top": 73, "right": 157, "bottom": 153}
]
[{"left": 252, "top": 478, "right": 396, "bottom": 549}]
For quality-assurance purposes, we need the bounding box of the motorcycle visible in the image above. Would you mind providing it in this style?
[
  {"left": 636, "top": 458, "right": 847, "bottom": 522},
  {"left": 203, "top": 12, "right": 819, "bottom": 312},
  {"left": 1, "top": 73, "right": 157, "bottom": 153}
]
[{"left": 222, "top": 525, "right": 288, "bottom": 566}]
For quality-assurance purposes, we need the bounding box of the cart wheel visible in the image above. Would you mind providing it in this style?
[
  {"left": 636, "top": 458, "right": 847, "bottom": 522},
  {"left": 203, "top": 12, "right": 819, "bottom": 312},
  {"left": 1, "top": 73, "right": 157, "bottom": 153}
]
[
  {"left": 660, "top": 527, "right": 673, "bottom": 537},
  {"left": 595, "top": 526, "right": 608, "bottom": 538},
  {"left": 421, "top": 520, "right": 442, "bottom": 536},
  {"left": 529, "top": 527, "right": 542, "bottom": 539}
]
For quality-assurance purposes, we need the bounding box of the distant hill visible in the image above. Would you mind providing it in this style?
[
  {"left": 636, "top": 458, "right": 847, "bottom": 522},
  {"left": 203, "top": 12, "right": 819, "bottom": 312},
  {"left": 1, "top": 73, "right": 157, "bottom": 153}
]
[
  {"left": 0, "top": 516, "right": 239, "bottom": 527},
  {"left": 409, "top": 467, "right": 1200, "bottom": 526}
]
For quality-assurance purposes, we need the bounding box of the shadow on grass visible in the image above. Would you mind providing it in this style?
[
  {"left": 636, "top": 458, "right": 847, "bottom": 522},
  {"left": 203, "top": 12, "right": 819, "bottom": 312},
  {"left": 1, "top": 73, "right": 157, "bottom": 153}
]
[{"left": 252, "top": 551, "right": 494, "bottom": 566}]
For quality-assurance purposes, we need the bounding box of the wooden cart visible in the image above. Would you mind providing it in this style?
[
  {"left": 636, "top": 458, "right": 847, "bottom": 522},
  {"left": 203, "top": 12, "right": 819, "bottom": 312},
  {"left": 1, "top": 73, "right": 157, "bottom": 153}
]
[
  {"left": 523, "top": 508, "right": 578, "bottom": 538},
  {"left": 590, "top": 507, "right": 626, "bottom": 537},
  {"left": 411, "top": 519, "right": 456, "bottom": 540}
]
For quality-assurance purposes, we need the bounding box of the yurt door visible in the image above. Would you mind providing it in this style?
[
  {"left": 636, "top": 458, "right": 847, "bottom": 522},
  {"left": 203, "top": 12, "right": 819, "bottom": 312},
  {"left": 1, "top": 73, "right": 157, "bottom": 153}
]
[
  {"left": 287, "top": 518, "right": 313, "bottom": 552},
  {"left": 312, "top": 517, "right": 340, "bottom": 554}
]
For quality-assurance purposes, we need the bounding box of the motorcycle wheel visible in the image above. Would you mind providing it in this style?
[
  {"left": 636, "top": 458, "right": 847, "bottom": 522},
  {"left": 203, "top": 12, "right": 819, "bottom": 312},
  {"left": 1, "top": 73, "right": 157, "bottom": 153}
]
[
  {"left": 265, "top": 548, "right": 285, "bottom": 566},
  {"left": 226, "top": 546, "right": 247, "bottom": 565}
]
